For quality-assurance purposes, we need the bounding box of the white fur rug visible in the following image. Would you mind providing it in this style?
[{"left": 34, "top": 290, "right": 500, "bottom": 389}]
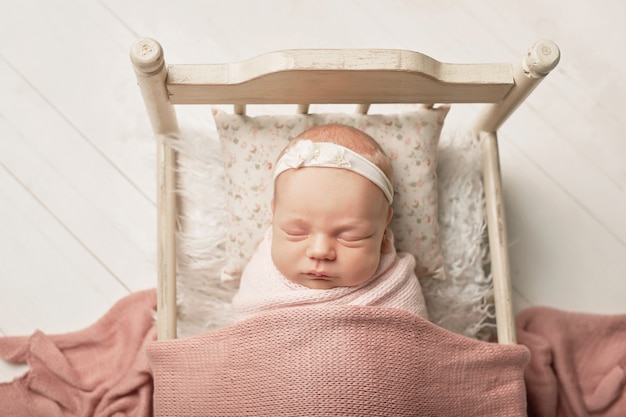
[{"left": 165, "top": 123, "right": 495, "bottom": 341}]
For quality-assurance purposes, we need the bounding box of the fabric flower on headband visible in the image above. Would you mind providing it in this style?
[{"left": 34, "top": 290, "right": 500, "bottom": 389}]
[{"left": 279, "top": 140, "right": 351, "bottom": 169}]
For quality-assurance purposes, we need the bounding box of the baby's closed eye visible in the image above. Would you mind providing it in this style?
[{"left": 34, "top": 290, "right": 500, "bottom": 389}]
[
  {"left": 337, "top": 233, "right": 374, "bottom": 245},
  {"left": 280, "top": 227, "right": 308, "bottom": 241}
]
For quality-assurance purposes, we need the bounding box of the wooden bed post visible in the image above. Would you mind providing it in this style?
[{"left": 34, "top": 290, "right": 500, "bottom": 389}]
[
  {"left": 474, "top": 39, "right": 560, "bottom": 132},
  {"left": 474, "top": 40, "right": 560, "bottom": 344},
  {"left": 480, "top": 131, "right": 517, "bottom": 344},
  {"left": 131, "top": 38, "right": 179, "bottom": 340}
]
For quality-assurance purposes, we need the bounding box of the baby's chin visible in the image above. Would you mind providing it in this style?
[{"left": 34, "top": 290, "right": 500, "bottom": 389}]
[
  {"left": 287, "top": 275, "right": 337, "bottom": 290},
  {"left": 288, "top": 274, "right": 370, "bottom": 290}
]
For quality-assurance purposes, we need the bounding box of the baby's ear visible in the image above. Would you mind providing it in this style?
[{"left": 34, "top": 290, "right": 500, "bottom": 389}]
[
  {"left": 381, "top": 228, "right": 394, "bottom": 254},
  {"left": 386, "top": 206, "right": 394, "bottom": 224}
]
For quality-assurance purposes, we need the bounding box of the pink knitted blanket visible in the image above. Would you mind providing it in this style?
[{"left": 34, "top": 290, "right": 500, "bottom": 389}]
[
  {"left": 0, "top": 289, "right": 530, "bottom": 416},
  {"left": 0, "top": 289, "right": 156, "bottom": 417},
  {"left": 517, "top": 307, "right": 626, "bottom": 417},
  {"left": 148, "top": 305, "right": 530, "bottom": 416},
  {"left": 232, "top": 228, "right": 428, "bottom": 321}
]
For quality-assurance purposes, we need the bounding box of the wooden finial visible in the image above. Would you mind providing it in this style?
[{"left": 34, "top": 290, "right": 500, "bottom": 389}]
[
  {"left": 523, "top": 39, "right": 561, "bottom": 78},
  {"left": 130, "top": 38, "right": 165, "bottom": 76}
]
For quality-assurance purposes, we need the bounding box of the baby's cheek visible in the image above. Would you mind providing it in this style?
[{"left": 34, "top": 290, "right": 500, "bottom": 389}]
[
  {"left": 356, "top": 250, "right": 382, "bottom": 283},
  {"left": 270, "top": 238, "right": 288, "bottom": 273}
]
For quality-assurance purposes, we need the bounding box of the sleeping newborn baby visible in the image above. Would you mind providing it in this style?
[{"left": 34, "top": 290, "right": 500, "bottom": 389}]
[{"left": 232, "top": 124, "right": 428, "bottom": 321}]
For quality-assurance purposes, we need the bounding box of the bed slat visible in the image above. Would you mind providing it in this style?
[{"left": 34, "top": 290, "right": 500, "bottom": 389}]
[{"left": 165, "top": 49, "right": 513, "bottom": 105}]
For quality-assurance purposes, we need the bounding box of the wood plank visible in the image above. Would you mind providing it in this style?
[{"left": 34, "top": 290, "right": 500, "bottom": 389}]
[
  {"left": 104, "top": 0, "right": 382, "bottom": 61},
  {"left": 0, "top": 167, "right": 130, "bottom": 382},
  {"left": 0, "top": 166, "right": 129, "bottom": 335},
  {"left": 503, "top": 107, "right": 626, "bottom": 245},
  {"left": 0, "top": 59, "right": 157, "bottom": 292},
  {"left": 0, "top": 0, "right": 157, "bottom": 200},
  {"left": 362, "top": 1, "right": 505, "bottom": 61},
  {"left": 512, "top": 289, "right": 533, "bottom": 315},
  {"left": 464, "top": 0, "right": 626, "bottom": 190},
  {"left": 499, "top": 139, "right": 626, "bottom": 314},
  {"left": 0, "top": 328, "right": 28, "bottom": 382}
]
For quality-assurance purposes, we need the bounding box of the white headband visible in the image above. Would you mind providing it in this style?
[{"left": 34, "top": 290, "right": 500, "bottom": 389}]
[{"left": 273, "top": 139, "right": 394, "bottom": 204}]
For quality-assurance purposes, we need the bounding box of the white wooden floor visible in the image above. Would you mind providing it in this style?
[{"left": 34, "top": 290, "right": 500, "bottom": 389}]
[{"left": 2, "top": 0, "right": 625, "bottom": 380}]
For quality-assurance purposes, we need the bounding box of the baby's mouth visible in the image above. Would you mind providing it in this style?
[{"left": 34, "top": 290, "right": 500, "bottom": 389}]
[{"left": 306, "top": 271, "right": 330, "bottom": 279}]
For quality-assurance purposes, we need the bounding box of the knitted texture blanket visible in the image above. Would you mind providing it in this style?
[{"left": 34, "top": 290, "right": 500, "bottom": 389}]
[
  {"left": 232, "top": 228, "right": 428, "bottom": 321},
  {"left": 517, "top": 307, "right": 626, "bottom": 417},
  {"left": 0, "top": 288, "right": 528, "bottom": 416},
  {"left": 148, "top": 305, "right": 529, "bottom": 416},
  {"left": 0, "top": 289, "right": 156, "bottom": 417}
]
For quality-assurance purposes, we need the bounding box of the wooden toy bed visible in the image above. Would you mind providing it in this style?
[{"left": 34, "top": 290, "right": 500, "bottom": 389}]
[
  {"left": 129, "top": 38, "right": 560, "bottom": 415},
  {"left": 130, "top": 37, "right": 559, "bottom": 348}
]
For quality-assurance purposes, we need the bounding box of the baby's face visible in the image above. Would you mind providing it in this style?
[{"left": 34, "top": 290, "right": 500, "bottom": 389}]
[{"left": 271, "top": 167, "right": 392, "bottom": 289}]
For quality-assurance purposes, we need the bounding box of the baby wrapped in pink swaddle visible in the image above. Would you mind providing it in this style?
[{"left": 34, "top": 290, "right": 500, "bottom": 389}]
[{"left": 232, "top": 124, "right": 428, "bottom": 321}]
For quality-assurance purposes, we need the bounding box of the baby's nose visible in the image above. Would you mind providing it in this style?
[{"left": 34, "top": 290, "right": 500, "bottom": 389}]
[{"left": 306, "top": 234, "right": 336, "bottom": 260}]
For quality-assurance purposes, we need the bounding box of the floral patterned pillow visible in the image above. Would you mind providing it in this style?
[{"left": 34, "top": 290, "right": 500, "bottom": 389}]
[{"left": 213, "top": 106, "right": 450, "bottom": 284}]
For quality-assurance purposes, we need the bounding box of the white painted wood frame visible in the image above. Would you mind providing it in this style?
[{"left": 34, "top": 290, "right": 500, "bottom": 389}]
[{"left": 130, "top": 38, "right": 560, "bottom": 343}]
